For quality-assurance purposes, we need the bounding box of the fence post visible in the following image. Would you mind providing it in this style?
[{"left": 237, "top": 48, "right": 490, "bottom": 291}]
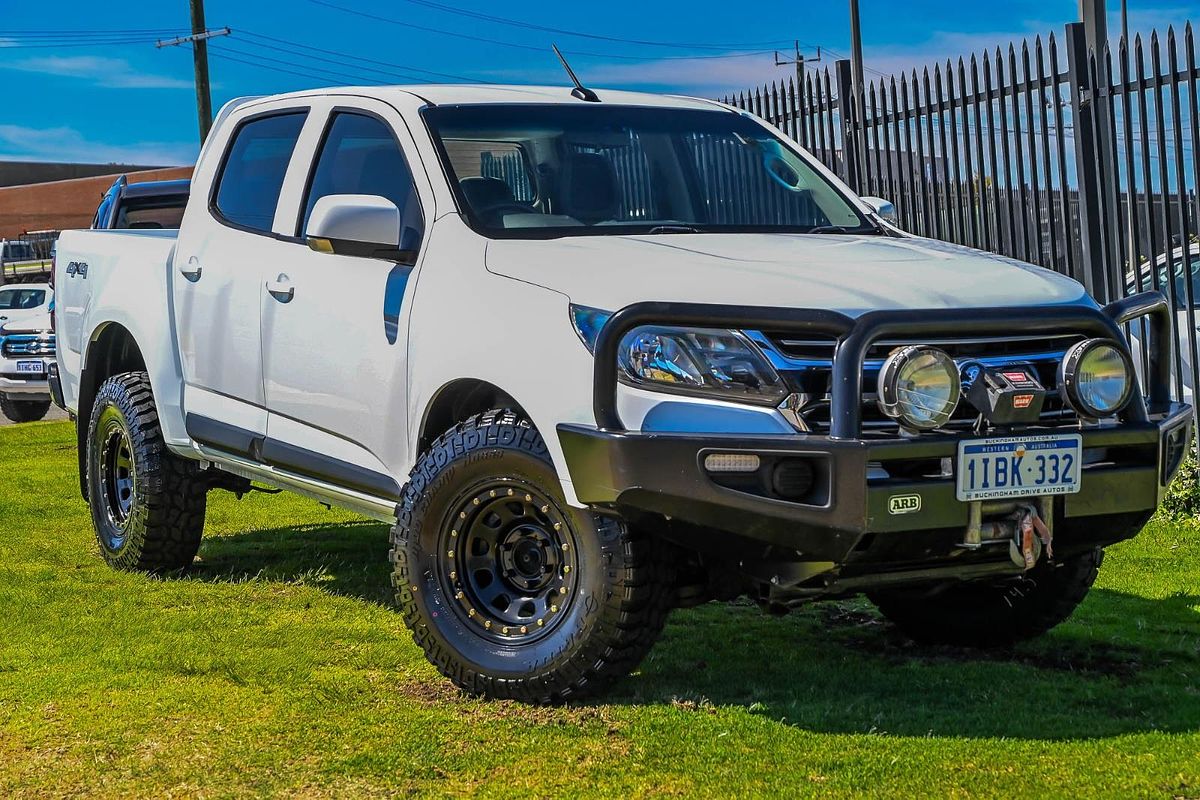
[
  {"left": 1065, "top": 21, "right": 1113, "bottom": 301},
  {"left": 834, "top": 59, "right": 859, "bottom": 190}
]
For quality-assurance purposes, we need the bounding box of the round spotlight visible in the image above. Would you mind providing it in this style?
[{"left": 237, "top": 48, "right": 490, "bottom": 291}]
[
  {"left": 877, "top": 346, "right": 961, "bottom": 431},
  {"left": 1058, "top": 339, "right": 1134, "bottom": 418}
]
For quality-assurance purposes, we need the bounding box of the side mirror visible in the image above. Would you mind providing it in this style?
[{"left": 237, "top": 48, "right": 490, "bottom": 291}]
[
  {"left": 861, "top": 196, "right": 898, "bottom": 225},
  {"left": 306, "top": 194, "right": 416, "bottom": 263}
]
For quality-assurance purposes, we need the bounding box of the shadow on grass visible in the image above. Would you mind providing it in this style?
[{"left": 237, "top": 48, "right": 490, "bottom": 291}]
[{"left": 186, "top": 519, "right": 1200, "bottom": 739}]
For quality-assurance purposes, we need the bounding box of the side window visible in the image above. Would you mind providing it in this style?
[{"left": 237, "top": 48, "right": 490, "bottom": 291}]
[
  {"left": 213, "top": 112, "right": 307, "bottom": 233},
  {"left": 301, "top": 112, "right": 424, "bottom": 251}
]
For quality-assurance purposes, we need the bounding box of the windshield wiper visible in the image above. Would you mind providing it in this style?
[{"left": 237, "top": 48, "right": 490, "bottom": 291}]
[{"left": 646, "top": 224, "right": 702, "bottom": 235}]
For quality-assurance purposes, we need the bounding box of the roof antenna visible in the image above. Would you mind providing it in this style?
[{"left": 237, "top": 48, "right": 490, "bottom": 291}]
[{"left": 552, "top": 44, "right": 600, "bottom": 102}]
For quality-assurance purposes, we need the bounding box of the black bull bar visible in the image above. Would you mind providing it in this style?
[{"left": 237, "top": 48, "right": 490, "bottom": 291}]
[{"left": 591, "top": 290, "right": 1175, "bottom": 434}]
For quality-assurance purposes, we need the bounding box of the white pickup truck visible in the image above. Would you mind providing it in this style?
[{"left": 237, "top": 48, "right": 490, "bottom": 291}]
[{"left": 54, "top": 84, "right": 1191, "bottom": 703}]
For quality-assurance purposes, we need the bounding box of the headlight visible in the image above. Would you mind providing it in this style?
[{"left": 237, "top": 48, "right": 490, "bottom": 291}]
[
  {"left": 1058, "top": 339, "right": 1133, "bottom": 418},
  {"left": 877, "top": 345, "right": 960, "bottom": 431},
  {"left": 618, "top": 326, "right": 787, "bottom": 406}
]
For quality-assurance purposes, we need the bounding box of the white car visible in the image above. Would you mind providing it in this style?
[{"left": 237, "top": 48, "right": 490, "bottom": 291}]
[
  {"left": 0, "top": 282, "right": 51, "bottom": 327},
  {"left": 0, "top": 304, "right": 54, "bottom": 422},
  {"left": 1127, "top": 243, "right": 1200, "bottom": 401},
  {"left": 52, "top": 84, "right": 1190, "bottom": 703}
]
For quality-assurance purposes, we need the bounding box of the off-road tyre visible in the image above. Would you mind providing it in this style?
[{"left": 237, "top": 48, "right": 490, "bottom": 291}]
[
  {"left": 85, "top": 372, "right": 206, "bottom": 571},
  {"left": 0, "top": 393, "right": 50, "bottom": 423},
  {"left": 868, "top": 548, "right": 1103, "bottom": 647},
  {"left": 390, "top": 409, "right": 674, "bottom": 703}
]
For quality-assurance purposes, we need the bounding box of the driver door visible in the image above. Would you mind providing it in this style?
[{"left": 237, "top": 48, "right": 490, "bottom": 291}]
[{"left": 260, "top": 99, "right": 428, "bottom": 497}]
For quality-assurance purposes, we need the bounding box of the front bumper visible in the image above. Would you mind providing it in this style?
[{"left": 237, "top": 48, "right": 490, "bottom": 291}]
[
  {"left": 562, "top": 292, "right": 1191, "bottom": 580},
  {"left": 0, "top": 356, "right": 51, "bottom": 396},
  {"left": 560, "top": 403, "right": 1191, "bottom": 564}
]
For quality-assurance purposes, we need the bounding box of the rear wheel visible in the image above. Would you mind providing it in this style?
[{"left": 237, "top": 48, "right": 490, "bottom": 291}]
[
  {"left": 86, "top": 372, "right": 207, "bottom": 571},
  {"left": 868, "top": 549, "right": 1103, "bottom": 647},
  {"left": 390, "top": 409, "right": 673, "bottom": 703},
  {"left": 0, "top": 393, "right": 50, "bottom": 423}
]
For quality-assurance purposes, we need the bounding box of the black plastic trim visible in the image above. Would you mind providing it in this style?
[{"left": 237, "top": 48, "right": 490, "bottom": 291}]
[
  {"left": 260, "top": 438, "right": 402, "bottom": 501},
  {"left": 185, "top": 413, "right": 260, "bottom": 457}
]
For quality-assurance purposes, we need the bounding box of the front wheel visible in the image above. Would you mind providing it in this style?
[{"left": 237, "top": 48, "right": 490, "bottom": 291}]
[
  {"left": 868, "top": 548, "right": 1103, "bottom": 647},
  {"left": 390, "top": 409, "right": 673, "bottom": 703},
  {"left": 0, "top": 393, "right": 50, "bottom": 423},
  {"left": 86, "top": 372, "right": 207, "bottom": 571}
]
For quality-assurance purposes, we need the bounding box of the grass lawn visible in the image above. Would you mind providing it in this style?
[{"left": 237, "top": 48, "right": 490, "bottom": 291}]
[{"left": 1, "top": 420, "right": 1198, "bottom": 798}]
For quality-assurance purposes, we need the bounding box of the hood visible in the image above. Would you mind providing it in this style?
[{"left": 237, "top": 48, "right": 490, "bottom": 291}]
[
  {"left": 0, "top": 310, "right": 51, "bottom": 335},
  {"left": 485, "top": 233, "right": 1092, "bottom": 316}
]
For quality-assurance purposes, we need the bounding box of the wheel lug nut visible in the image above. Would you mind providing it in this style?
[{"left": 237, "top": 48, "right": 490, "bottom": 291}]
[
  {"left": 520, "top": 625, "right": 528, "bottom": 634},
  {"left": 460, "top": 512, "right": 467, "bottom": 519},
  {"left": 410, "top": 585, "right": 418, "bottom": 592},
  {"left": 559, "top": 587, "right": 568, "bottom": 595},
  {"left": 563, "top": 566, "right": 571, "bottom": 574},
  {"left": 561, "top": 543, "right": 569, "bottom": 551},
  {"left": 507, "top": 488, "right": 514, "bottom": 496},
  {"left": 536, "top": 618, "right": 544, "bottom": 627},
  {"left": 553, "top": 523, "right": 561, "bottom": 531},
  {"left": 451, "top": 529, "right": 458, "bottom": 537},
  {"left": 550, "top": 604, "right": 558, "bottom": 613},
  {"left": 449, "top": 571, "right": 457, "bottom": 581},
  {"left": 468, "top": 608, "right": 476, "bottom": 617},
  {"left": 489, "top": 490, "right": 496, "bottom": 498},
  {"left": 525, "top": 494, "right": 532, "bottom": 501},
  {"left": 541, "top": 505, "right": 549, "bottom": 513},
  {"left": 484, "top": 620, "right": 492, "bottom": 629},
  {"left": 456, "top": 591, "right": 464, "bottom": 600},
  {"left": 473, "top": 498, "right": 480, "bottom": 506},
  {"left": 502, "top": 626, "right": 510, "bottom": 634},
  {"left": 447, "top": 550, "right": 454, "bottom": 559}
]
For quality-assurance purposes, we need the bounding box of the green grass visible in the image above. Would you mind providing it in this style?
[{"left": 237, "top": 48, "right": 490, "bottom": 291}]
[{"left": 1, "top": 421, "right": 1198, "bottom": 798}]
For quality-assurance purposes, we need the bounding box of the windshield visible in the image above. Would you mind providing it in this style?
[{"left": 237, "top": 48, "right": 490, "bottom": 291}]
[
  {"left": 423, "top": 104, "right": 874, "bottom": 238},
  {"left": 0, "top": 288, "right": 46, "bottom": 310}
]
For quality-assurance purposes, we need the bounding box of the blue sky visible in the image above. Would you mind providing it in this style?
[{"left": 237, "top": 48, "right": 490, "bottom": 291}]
[{"left": 1, "top": 0, "right": 1198, "bottom": 165}]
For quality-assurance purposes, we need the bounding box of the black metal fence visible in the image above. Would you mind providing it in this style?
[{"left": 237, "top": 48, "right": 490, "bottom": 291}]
[{"left": 724, "top": 20, "right": 1200, "bottom": 403}]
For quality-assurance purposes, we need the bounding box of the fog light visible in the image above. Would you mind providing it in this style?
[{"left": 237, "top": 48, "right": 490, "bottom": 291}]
[
  {"left": 771, "top": 459, "right": 815, "bottom": 500},
  {"left": 703, "top": 453, "right": 761, "bottom": 473},
  {"left": 877, "top": 345, "right": 961, "bottom": 431},
  {"left": 1058, "top": 339, "right": 1133, "bottom": 418}
]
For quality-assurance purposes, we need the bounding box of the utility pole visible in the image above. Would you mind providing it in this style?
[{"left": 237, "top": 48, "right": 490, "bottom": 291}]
[
  {"left": 848, "top": 0, "right": 865, "bottom": 99},
  {"left": 155, "top": 1, "right": 230, "bottom": 144},
  {"left": 774, "top": 42, "right": 821, "bottom": 88}
]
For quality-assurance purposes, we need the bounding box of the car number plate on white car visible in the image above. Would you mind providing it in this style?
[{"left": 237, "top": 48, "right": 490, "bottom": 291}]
[
  {"left": 956, "top": 433, "right": 1083, "bottom": 502},
  {"left": 15, "top": 360, "right": 44, "bottom": 375}
]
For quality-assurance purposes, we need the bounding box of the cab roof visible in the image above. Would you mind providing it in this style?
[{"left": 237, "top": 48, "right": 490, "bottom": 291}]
[{"left": 247, "top": 84, "right": 731, "bottom": 112}]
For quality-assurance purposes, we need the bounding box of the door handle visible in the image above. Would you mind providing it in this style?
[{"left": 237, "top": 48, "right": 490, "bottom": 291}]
[
  {"left": 179, "top": 256, "right": 202, "bottom": 281},
  {"left": 266, "top": 274, "right": 294, "bottom": 303}
]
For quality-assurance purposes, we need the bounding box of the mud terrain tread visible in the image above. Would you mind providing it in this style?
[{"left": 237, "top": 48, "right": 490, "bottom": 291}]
[
  {"left": 0, "top": 394, "right": 50, "bottom": 423},
  {"left": 390, "top": 409, "right": 674, "bottom": 704},
  {"left": 87, "top": 372, "right": 206, "bottom": 571}
]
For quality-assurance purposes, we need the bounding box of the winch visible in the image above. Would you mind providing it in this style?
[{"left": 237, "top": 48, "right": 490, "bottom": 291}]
[{"left": 961, "top": 362, "right": 1047, "bottom": 425}]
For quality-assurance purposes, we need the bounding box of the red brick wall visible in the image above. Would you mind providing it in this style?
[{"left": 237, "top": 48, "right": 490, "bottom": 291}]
[{"left": 0, "top": 166, "right": 193, "bottom": 238}]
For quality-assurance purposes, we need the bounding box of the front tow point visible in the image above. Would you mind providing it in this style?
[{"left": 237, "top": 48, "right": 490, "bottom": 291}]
[{"left": 958, "top": 496, "right": 1055, "bottom": 569}]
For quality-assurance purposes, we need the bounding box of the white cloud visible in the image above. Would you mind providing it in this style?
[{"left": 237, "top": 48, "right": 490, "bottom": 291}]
[
  {"left": 2, "top": 55, "right": 190, "bottom": 89},
  {"left": 0, "top": 124, "right": 196, "bottom": 166}
]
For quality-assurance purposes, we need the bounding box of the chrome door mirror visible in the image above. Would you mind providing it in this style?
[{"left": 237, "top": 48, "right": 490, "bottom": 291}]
[
  {"left": 306, "top": 194, "right": 416, "bottom": 263},
  {"left": 861, "top": 196, "right": 898, "bottom": 225}
]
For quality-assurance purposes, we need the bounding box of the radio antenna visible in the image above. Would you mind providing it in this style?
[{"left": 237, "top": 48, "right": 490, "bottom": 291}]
[{"left": 552, "top": 44, "right": 600, "bottom": 102}]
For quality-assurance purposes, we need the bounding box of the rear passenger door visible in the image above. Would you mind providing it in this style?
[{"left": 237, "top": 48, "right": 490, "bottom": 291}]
[
  {"left": 173, "top": 106, "right": 309, "bottom": 452},
  {"left": 259, "top": 99, "right": 429, "bottom": 497}
]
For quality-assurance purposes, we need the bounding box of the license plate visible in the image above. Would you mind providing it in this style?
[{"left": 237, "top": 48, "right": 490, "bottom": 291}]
[
  {"left": 15, "top": 360, "right": 44, "bottom": 375},
  {"left": 956, "top": 434, "right": 1083, "bottom": 502}
]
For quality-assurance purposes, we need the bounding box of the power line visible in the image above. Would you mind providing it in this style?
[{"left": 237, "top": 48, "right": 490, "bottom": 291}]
[
  {"left": 385, "top": 0, "right": 796, "bottom": 51},
  {"left": 213, "top": 41, "right": 445, "bottom": 84},
  {"left": 300, "top": 0, "right": 783, "bottom": 62},
  {"left": 206, "top": 43, "right": 396, "bottom": 86},
  {"left": 238, "top": 30, "right": 489, "bottom": 82}
]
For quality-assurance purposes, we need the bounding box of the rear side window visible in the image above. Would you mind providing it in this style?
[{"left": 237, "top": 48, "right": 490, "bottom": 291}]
[
  {"left": 300, "top": 112, "right": 424, "bottom": 251},
  {"left": 214, "top": 112, "right": 307, "bottom": 232}
]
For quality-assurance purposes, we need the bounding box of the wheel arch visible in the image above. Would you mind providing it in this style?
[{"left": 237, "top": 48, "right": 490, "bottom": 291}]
[
  {"left": 417, "top": 378, "right": 533, "bottom": 452},
  {"left": 76, "top": 322, "right": 148, "bottom": 498}
]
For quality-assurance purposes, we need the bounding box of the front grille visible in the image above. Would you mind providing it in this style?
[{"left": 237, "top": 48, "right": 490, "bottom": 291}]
[
  {"left": 748, "top": 330, "right": 1087, "bottom": 435},
  {"left": 1, "top": 333, "right": 55, "bottom": 358}
]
